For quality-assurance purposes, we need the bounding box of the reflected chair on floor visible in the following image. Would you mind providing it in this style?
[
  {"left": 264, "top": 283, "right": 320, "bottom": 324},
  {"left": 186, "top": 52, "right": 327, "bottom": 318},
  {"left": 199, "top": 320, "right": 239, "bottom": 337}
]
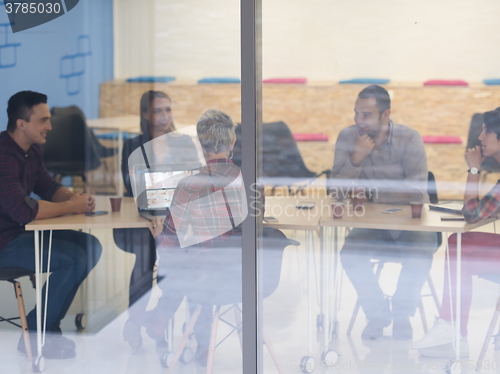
[
  {"left": 0, "top": 267, "right": 36, "bottom": 361},
  {"left": 164, "top": 236, "right": 299, "bottom": 374},
  {"left": 475, "top": 274, "right": 500, "bottom": 370}
]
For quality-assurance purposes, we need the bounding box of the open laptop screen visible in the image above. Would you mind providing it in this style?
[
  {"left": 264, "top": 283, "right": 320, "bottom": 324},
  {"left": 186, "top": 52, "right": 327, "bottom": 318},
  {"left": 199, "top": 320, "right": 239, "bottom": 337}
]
[
  {"left": 132, "top": 163, "right": 202, "bottom": 211},
  {"left": 143, "top": 170, "right": 196, "bottom": 209}
]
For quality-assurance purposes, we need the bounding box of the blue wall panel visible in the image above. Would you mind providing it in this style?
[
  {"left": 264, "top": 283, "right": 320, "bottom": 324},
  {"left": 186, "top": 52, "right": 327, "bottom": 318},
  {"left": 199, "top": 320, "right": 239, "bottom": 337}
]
[{"left": 0, "top": 0, "right": 113, "bottom": 130}]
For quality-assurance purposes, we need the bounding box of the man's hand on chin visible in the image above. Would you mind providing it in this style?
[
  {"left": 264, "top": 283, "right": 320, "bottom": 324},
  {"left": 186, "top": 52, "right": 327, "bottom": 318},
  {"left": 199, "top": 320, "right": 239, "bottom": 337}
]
[{"left": 350, "top": 133, "right": 375, "bottom": 167}]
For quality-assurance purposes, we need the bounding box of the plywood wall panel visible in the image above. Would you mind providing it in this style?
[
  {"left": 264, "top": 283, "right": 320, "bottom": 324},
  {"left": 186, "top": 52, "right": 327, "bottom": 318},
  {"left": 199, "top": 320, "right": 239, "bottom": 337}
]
[{"left": 100, "top": 81, "right": 500, "bottom": 199}]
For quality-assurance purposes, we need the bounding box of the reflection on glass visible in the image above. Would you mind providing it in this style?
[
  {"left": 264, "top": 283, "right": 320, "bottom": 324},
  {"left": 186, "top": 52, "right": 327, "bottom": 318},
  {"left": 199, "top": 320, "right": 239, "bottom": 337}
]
[{"left": 260, "top": 2, "right": 500, "bottom": 372}]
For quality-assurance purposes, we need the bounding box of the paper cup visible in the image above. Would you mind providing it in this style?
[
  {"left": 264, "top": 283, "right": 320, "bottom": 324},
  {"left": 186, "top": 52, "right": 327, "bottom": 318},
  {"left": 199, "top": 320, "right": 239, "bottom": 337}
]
[
  {"left": 110, "top": 197, "right": 122, "bottom": 212},
  {"left": 410, "top": 202, "right": 423, "bottom": 219},
  {"left": 331, "top": 202, "right": 345, "bottom": 219}
]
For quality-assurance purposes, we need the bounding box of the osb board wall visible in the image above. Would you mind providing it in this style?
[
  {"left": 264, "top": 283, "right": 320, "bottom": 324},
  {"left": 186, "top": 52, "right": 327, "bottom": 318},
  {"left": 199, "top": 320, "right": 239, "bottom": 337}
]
[{"left": 100, "top": 81, "right": 500, "bottom": 199}]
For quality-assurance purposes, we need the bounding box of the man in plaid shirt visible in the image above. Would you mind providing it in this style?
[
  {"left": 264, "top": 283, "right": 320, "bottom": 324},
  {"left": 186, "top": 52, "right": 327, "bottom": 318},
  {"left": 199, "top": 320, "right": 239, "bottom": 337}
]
[{"left": 0, "top": 91, "right": 102, "bottom": 359}]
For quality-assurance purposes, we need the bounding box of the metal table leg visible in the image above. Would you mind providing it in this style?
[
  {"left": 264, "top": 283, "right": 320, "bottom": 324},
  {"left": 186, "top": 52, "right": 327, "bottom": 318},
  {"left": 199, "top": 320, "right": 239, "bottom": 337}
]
[
  {"left": 33, "top": 230, "right": 52, "bottom": 373},
  {"left": 298, "top": 231, "right": 316, "bottom": 373},
  {"left": 455, "top": 233, "right": 461, "bottom": 362}
]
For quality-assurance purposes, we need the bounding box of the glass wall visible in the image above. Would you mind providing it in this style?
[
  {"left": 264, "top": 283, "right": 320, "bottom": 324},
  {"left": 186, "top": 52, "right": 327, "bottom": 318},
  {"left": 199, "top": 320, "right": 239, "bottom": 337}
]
[
  {"left": 2, "top": 1, "right": 500, "bottom": 373},
  {"left": 0, "top": 0, "right": 248, "bottom": 373},
  {"left": 258, "top": 1, "right": 500, "bottom": 373},
  {"left": 96, "top": 0, "right": 247, "bottom": 371}
]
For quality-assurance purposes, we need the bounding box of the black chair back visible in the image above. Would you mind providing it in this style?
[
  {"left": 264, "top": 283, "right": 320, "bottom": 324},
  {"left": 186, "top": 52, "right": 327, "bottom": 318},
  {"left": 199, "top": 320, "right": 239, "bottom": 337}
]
[
  {"left": 51, "top": 105, "right": 87, "bottom": 120},
  {"left": 43, "top": 114, "right": 101, "bottom": 176},
  {"left": 233, "top": 122, "right": 317, "bottom": 179},
  {"left": 427, "top": 171, "right": 438, "bottom": 204},
  {"left": 427, "top": 171, "right": 443, "bottom": 247}
]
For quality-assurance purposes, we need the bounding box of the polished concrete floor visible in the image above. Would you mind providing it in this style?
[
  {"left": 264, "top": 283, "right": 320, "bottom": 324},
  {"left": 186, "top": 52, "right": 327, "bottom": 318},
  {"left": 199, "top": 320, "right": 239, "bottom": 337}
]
[{"left": 1, "top": 225, "right": 500, "bottom": 374}]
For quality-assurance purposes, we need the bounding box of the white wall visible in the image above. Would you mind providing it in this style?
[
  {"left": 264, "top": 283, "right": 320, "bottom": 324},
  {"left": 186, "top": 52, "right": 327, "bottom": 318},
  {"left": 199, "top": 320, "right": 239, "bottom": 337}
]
[
  {"left": 114, "top": 0, "right": 500, "bottom": 82},
  {"left": 113, "top": 0, "right": 155, "bottom": 78}
]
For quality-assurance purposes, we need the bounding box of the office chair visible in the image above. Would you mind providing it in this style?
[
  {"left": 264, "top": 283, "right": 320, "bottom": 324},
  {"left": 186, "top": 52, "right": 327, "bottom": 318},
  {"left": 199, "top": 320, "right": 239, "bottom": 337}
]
[
  {"left": 466, "top": 113, "right": 500, "bottom": 182},
  {"left": 346, "top": 171, "right": 442, "bottom": 336},
  {"left": 232, "top": 122, "right": 330, "bottom": 195},
  {"left": 42, "top": 113, "right": 102, "bottom": 184},
  {"left": 162, "top": 234, "right": 299, "bottom": 374},
  {"left": 50, "top": 105, "right": 86, "bottom": 119},
  {"left": 0, "top": 267, "right": 36, "bottom": 361},
  {"left": 51, "top": 106, "right": 117, "bottom": 158}
]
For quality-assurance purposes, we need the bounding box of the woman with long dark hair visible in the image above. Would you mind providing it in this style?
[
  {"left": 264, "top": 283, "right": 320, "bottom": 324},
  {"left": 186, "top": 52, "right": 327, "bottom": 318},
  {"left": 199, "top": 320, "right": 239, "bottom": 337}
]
[{"left": 115, "top": 90, "right": 198, "bottom": 351}]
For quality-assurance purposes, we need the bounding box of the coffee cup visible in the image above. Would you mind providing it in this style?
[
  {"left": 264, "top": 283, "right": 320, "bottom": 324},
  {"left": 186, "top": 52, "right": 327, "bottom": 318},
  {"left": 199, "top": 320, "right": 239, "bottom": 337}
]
[
  {"left": 331, "top": 202, "right": 345, "bottom": 219},
  {"left": 410, "top": 202, "right": 423, "bottom": 219},
  {"left": 110, "top": 197, "right": 122, "bottom": 212}
]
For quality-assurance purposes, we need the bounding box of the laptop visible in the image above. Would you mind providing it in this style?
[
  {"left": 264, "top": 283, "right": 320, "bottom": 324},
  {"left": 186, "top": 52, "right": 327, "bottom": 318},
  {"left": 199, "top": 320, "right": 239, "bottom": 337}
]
[
  {"left": 428, "top": 201, "right": 464, "bottom": 215},
  {"left": 132, "top": 162, "right": 202, "bottom": 221}
]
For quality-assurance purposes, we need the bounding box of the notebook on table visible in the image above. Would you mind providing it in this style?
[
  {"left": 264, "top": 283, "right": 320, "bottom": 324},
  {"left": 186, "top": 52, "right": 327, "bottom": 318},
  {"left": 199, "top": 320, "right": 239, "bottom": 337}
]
[{"left": 132, "top": 162, "right": 202, "bottom": 221}]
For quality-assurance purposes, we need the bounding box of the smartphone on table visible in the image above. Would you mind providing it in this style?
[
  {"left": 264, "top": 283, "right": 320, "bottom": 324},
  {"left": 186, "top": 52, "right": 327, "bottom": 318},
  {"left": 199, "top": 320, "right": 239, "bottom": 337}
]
[
  {"left": 85, "top": 211, "right": 108, "bottom": 217},
  {"left": 382, "top": 208, "right": 405, "bottom": 214},
  {"left": 264, "top": 216, "right": 279, "bottom": 223},
  {"left": 296, "top": 202, "right": 316, "bottom": 209}
]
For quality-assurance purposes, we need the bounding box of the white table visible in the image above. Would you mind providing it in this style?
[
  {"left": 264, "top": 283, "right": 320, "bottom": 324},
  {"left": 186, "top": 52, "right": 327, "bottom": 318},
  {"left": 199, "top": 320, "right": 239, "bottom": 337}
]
[
  {"left": 319, "top": 201, "right": 496, "bottom": 365},
  {"left": 24, "top": 197, "right": 148, "bottom": 372}
]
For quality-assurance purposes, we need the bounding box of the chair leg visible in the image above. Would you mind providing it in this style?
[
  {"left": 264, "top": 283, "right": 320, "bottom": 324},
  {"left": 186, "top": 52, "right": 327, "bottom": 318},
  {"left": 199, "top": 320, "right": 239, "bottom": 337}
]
[
  {"left": 427, "top": 276, "right": 441, "bottom": 311},
  {"left": 14, "top": 281, "right": 32, "bottom": 361},
  {"left": 264, "top": 332, "right": 285, "bottom": 374},
  {"left": 166, "top": 305, "right": 202, "bottom": 374},
  {"left": 417, "top": 297, "right": 428, "bottom": 333},
  {"left": 233, "top": 305, "right": 242, "bottom": 351},
  {"left": 346, "top": 300, "right": 360, "bottom": 336},
  {"left": 476, "top": 297, "right": 500, "bottom": 371},
  {"left": 206, "top": 306, "right": 221, "bottom": 374},
  {"left": 232, "top": 304, "right": 282, "bottom": 372}
]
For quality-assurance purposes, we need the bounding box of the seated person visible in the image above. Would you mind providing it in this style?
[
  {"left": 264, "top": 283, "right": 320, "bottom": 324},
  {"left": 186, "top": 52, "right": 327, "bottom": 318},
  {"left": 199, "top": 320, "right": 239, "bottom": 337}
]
[
  {"left": 0, "top": 91, "right": 102, "bottom": 359},
  {"left": 330, "top": 85, "right": 438, "bottom": 340},
  {"left": 412, "top": 108, "right": 500, "bottom": 358},
  {"left": 147, "top": 109, "right": 291, "bottom": 366},
  {"left": 114, "top": 91, "right": 198, "bottom": 350}
]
